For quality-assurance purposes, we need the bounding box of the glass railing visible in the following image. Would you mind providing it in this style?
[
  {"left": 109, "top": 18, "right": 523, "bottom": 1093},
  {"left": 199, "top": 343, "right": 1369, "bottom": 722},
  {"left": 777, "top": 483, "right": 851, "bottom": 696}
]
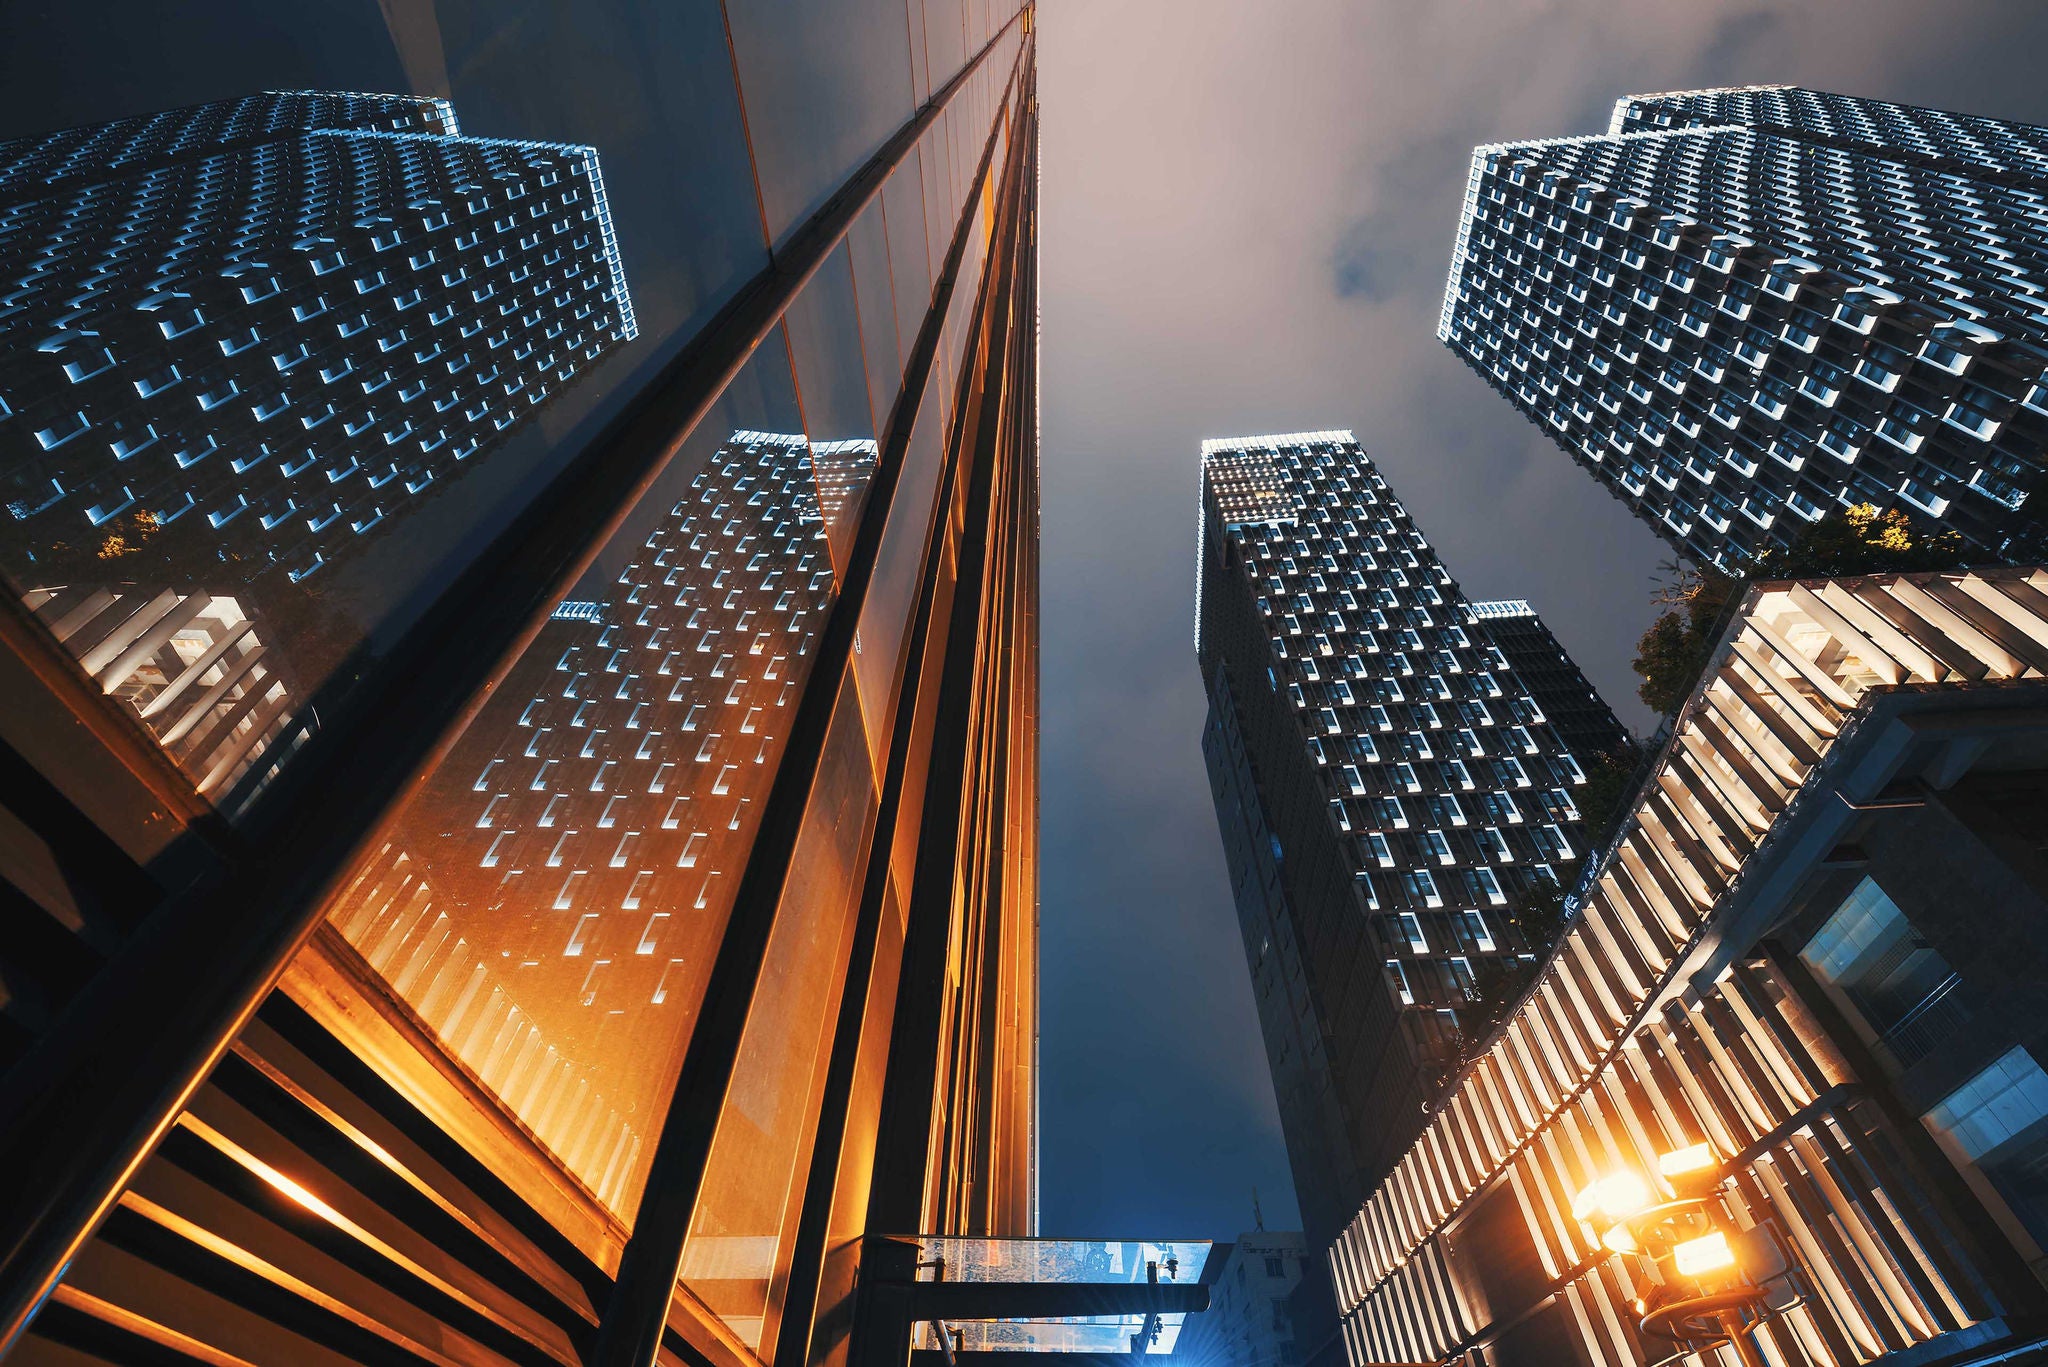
[{"left": 907, "top": 1237, "right": 1212, "bottom": 1356}]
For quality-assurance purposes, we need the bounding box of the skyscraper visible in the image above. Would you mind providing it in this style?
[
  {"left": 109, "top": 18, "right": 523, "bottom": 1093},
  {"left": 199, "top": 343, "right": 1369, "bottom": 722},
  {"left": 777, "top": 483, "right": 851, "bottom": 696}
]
[
  {"left": 2, "top": 90, "right": 636, "bottom": 584},
  {"left": 1, "top": 89, "right": 637, "bottom": 799},
  {"left": 1332, "top": 566, "right": 2048, "bottom": 1367},
  {"left": 0, "top": 8, "right": 1043, "bottom": 1364},
  {"left": 331, "top": 430, "right": 871, "bottom": 1221},
  {"left": 1195, "top": 431, "right": 1606, "bottom": 1249},
  {"left": 1468, "top": 600, "right": 1634, "bottom": 763},
  {"left": 1441, "top": 85, "right": 2048, "bottom": 573}
]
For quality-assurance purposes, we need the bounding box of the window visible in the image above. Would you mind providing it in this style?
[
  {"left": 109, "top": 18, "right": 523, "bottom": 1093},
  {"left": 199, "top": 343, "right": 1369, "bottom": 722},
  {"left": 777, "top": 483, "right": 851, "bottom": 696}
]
[
  {"left": 1264, "top": 1256, "right": 1284, "bottom": 1278},
  {"left": 1925, "top": 1048, "right": 2048, "bottom": 1252},
  {"left": 1801, "top": 876, "right": 1963, "bottom": 1066},
  {"left": 1402, "top": 870, "right": 1442, "bottom": 908}
]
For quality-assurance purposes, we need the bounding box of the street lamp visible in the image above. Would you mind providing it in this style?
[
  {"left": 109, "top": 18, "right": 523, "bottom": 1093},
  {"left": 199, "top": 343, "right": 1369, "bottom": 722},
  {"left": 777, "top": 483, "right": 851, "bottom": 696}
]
[{"left": 1572, "top": 1142, "right": 1771, "bottom": 1367}]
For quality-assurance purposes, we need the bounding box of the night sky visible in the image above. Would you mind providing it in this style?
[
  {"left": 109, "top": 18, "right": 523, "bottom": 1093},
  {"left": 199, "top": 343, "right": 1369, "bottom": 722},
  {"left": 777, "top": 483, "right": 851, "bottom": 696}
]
[{"left": 1032, "top": 0, "right": 2048, "bottom": 1241}]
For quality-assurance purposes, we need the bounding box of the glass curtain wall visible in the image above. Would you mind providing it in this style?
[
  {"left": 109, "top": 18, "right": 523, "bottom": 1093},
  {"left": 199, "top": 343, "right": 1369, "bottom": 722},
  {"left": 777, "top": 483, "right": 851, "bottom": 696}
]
[{"left": 0, "top": 5, "right": 1039, "bottom": 1366}]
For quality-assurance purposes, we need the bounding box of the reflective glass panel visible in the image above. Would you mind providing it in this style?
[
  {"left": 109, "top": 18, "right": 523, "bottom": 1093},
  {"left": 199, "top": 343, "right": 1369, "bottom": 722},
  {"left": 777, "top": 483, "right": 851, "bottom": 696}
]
[
  {"left": 884, "top": 153, "right": 933, "bottom": 370},
  {"left": 322, "top": 343, "right": 860, "bottom": 1225},
  {"left": 844, "top": 203, "right": 902, "bottom": 435},
  {"left": 0, "top": 2, "right": 764, "bottom": 818},
  {"left": 855, "top": 375, "right": 947, "bottom": 770},
  {"left": 923, "top": 2, "right": 969, "bottom": 95},
  {"left": 910, "top": 1238, "right": 1214, "bottom": 1356},
  {"left": 784, "top": 241, "right": 880, "bottom": 569},
  {"left": 725, "top": 0, "right": 916, "bottom": 246},
  {"left": 680, "top": 665, "right": 881, "bottom": 1355}
]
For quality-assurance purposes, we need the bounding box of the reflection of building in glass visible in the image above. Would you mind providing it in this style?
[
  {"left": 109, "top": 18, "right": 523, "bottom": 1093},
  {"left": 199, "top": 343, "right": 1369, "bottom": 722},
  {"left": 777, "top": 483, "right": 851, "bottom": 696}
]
[
  {"left": 1174, "top": 1231, "right": 1307, "bottom": 1367},
  {"left": 1197, "top": 432, "right": 1607, "bottom": 1250},
  {"left": 908, "top": 1237, "right": 1216, "bottom": 1356},
  {"left": 0, "top": 89, "right": 635, "bottom": 805},
  {"left": 22, "top": 581, "right": 298, "bottom": 797},
  {"left": 1441, "top": 87, "right": 2048, "bottom": 572},
  {"left": 328, "top": 431, "right": 871, "bottom": 1213},
  {"left": 0, "top": 14, "right": 1056, "bottom": 1367},
  {"left": 1333, "top": 569, "right": 2048, "bottom": 1367},
  {"left": 1468, "top": 600, "right": 1634, "bottom": 763},
  {"left": 809, "top": 436, "right": 882, "bottom": 564},
  {"left": 0, "top": 89, "right": 636, "bottom": 589}
]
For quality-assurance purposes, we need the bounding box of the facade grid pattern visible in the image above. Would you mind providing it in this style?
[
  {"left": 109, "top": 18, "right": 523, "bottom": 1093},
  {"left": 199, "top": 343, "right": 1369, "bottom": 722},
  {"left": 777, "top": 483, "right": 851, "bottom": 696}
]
[
  {"left": 1467, "top": 600, "right": 1634, "bottom": 764},
  {"left": 1331, "top": 567, "right": 2048, "bottom": 1367},
  {"left": 1441, "top": 86, "right": 2048, "bottom": 571},
  {"left": 0, "top": 7, "right": 1044, "bottom": 1363},
  {"left": 0, "top": 91, "right": 637, "bottom": 587},
  {"left": 327, "top": 430, "right": 870, "bottom": 1216},
  {"left": 1197, "top": 432, "right": 1602, "bottom": 1235}
]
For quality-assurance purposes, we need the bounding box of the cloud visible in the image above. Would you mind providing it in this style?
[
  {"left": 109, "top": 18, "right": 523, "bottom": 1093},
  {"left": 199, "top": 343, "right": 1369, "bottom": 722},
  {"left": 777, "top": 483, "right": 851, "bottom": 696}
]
[
  {"left": 1698, "top": 9, "right": 1782, "bottom": 77},
  {"left": 1332, "top": 217, "right": 1398, "bottom": 301}
]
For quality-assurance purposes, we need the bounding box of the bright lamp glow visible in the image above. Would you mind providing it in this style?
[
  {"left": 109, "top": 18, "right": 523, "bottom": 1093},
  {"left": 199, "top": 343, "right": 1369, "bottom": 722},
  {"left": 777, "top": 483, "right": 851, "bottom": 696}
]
[
  {"left": 1600, "top": 1225, "right": 1639, "bottom": 1254},
  {"left": 1658, "top": 1142, "right": 1718, "bottom": 1179},
  {"left": 1674, "top": 1231, "right": 1737, "bottom": 1278},
  {"left": 1572, "top": 1171, "right": 1654, "bottom": 1224}
]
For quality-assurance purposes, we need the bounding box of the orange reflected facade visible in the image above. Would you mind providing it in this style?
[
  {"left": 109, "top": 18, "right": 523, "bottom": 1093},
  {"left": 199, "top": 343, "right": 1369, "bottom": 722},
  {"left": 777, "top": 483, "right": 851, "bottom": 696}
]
[{"left": 0, "top": 8, "right": 1040, "bottom": 1366}]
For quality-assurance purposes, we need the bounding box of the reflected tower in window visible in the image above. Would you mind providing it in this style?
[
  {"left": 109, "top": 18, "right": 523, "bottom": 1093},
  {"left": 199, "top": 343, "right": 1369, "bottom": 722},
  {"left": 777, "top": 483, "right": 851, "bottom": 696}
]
[
  {"left": 2, "top": 90, "right": 636, "bottom": 796},
  {"left": 0, "top": 9, "right": 1044, "bottom": 1364},
  {"left": 327, "top": 430, "right": 875, "bottom": 1215}
]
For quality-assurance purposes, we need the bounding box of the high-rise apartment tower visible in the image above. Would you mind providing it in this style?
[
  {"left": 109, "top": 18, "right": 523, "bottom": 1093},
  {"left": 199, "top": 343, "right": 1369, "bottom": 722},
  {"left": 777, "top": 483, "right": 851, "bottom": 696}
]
[
  {"left": 1468, "top": 600, "right": 1634, "bottom": 763},
  {"left": 2, "top": 90, "right": 638, "bottom": 802},
  {"left": 0, "top": 7, "right": 1043, "bottom": 1365},
  {"left": 1442, "top": 86, "right": 2048, "bottom": 572},
  {"left": 1196, "top": 431, "right": 1613, "bottom": 1250}
]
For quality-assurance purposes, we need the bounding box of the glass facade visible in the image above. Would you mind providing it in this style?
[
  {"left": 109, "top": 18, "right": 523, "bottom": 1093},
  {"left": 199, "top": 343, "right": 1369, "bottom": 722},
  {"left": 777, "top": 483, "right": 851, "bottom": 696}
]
[
  {"left": 2, "top": 91, "right": 638, "bottom": 807},
  {"left": 1441, "top": 86, "right": 2048, "bottom": 571},
  {"left": 909, "top": 1237, "right": 1214, "bottom": 1355},
  {"left": 1194, "top": 431, "right": 1612, "bottom": 1246},
  {"left": 0, "top": 7, "right": 1041, "bottom": 1366}
]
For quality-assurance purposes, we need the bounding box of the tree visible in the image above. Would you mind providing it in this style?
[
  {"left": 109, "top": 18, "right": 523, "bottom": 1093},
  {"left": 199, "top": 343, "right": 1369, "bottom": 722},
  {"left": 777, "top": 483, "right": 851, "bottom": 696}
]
[
  {"left": 1574, "top": 743, "right": 1642, "bottom": 842},
  {"left": 1629, "top": 504, "right": 1972, "bottom": 715},
  {"left": 1752, "top": 501, "right": 1969, "bottom": 578},
  {"left": 1630, "top": 560, "right": 1735, "bottom": 714}
]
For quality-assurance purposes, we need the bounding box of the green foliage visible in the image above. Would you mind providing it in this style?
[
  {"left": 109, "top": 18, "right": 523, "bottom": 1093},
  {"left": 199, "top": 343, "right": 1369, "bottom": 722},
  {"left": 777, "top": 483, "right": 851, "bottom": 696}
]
[
  {"left": 1752, "top": 502, "right": 1969, "bottom": 578},
  {"left": 1630, "top": 504, "right": 1971, "bottom": 715},
  {"left": 1631, "top": 564, "right": 1735, "bottom": 714},
  {"left": 1574, "top": 744, "right": 1642, "bottom": 841}
]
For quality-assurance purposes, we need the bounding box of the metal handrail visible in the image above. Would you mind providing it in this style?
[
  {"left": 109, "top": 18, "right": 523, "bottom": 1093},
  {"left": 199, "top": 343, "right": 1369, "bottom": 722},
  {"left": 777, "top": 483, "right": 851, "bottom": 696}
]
[{"left": 1875, "top": 972, "right": 1969, "bottom": 1067}]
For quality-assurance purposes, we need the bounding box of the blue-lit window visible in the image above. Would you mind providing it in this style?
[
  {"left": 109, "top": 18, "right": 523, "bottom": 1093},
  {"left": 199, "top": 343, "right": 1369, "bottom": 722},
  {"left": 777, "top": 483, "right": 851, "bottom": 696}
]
[
  {"left": 1401, "top": 871, "right": 1442, "bottom": 909},
  {"left": 1925, "top": 1048, "right": 2048, "bottom": 1252},
  {"left": 1801, "top": 876, "right": 1963, "bottom": 1067}
]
